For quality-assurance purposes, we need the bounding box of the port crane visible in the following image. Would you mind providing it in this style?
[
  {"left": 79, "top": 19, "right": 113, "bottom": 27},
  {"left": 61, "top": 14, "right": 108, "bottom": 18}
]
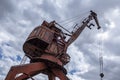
[{"left": 5, "top": 11, "right": 102, "bottom": 80}]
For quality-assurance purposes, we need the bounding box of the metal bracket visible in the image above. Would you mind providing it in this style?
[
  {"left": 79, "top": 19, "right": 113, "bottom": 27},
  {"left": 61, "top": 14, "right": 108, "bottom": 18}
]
[{"left": 87, "top": 23, "right": 95, "bottom": 29}]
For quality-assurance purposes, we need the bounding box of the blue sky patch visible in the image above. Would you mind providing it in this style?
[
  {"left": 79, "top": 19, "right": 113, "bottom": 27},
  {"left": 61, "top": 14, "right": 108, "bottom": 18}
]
[
  {"left": 0, "top": 53, "right": 2, "bottom": 59},
  {"left": 0, "top": 47, "right": 3, "bottom": 59},
  {"left": 2, "top": 42, "right": 11, "bottom": 47},
  {"left": 70, "top": 69, "right": 78, "bottom": 75},
  {"left": 17, "top": 55, "right": 21, "bottom": 61}
]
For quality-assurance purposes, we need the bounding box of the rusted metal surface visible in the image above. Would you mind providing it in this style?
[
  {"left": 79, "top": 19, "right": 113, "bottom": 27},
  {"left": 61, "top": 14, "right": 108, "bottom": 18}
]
[
  {"left": 5, "top": 62, "right": 68, "bottom": 80},
  {"left": 23, "top": 20, "right": 70, "bottom": 65},
  {"left": 5, "top": 62, "right": 46, "bottom": 80}
]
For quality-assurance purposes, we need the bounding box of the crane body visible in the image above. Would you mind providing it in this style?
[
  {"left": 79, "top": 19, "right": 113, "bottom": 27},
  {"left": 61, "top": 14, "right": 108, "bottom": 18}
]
[{"left": 5, "top": 11, "right": 101, "bottom": 80}]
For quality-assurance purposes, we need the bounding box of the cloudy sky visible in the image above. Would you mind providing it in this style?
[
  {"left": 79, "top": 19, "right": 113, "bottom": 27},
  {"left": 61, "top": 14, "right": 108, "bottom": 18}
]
[{"left": 0, "top": 0, "right": 120, "bottom": 80}]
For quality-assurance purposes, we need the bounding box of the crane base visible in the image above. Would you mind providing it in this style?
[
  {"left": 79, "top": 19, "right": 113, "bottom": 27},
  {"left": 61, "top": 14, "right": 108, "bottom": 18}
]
[{"left": 5, "top": 62, "right": 69, "bottom": 80}]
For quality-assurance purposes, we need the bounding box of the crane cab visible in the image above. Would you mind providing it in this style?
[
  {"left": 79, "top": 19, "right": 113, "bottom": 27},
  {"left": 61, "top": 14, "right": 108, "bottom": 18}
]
[{"left": 23, "top": 21, "right": 70, "bottom": 65}]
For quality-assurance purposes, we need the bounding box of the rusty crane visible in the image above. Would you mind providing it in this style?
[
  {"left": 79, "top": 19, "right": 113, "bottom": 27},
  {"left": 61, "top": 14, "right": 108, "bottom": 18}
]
[{"left": 5, "top": 11, "right": 102, "bottom": 80}]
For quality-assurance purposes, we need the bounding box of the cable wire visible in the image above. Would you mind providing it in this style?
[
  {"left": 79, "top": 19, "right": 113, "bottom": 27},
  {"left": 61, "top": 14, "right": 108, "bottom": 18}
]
[
  {"left": 98, "top": 29, "right": 104, "bottom": 80},
  {"left": 20, "top": 55, "right": 27, "bottom": 65},
  {"left": 58, "top": 11, "right": 89, "bottom": 25},
  {"left": 58, "top": 11, "right": 90, "bottom": 33}
]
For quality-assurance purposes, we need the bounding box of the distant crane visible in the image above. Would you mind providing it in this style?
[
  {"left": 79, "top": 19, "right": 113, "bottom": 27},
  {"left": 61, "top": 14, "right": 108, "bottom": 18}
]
[{"left": 5, "top": 10, "right": 103, "bottom": 80}]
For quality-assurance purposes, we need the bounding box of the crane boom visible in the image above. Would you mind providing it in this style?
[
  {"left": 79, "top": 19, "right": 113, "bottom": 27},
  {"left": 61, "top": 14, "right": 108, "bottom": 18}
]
[{"left": 67, "top": 11, "right": 101, "bottom": 46}]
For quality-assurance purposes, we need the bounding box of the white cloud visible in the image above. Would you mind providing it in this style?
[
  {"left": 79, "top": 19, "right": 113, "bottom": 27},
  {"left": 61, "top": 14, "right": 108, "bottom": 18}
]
[{"left": 0, "top": 0, "right": 120, "bottom": 80}]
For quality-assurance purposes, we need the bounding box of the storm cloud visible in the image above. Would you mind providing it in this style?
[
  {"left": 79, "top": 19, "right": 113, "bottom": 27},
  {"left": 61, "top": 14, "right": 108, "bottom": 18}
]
[{"left": 0, "top": 0, "right": 120, "bottom": 80}]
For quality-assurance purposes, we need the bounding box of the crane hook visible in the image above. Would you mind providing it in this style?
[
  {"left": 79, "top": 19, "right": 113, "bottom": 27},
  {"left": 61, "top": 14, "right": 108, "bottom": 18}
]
[{"left": 100, "top": 73, "right": 104, "bottom": 78}]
